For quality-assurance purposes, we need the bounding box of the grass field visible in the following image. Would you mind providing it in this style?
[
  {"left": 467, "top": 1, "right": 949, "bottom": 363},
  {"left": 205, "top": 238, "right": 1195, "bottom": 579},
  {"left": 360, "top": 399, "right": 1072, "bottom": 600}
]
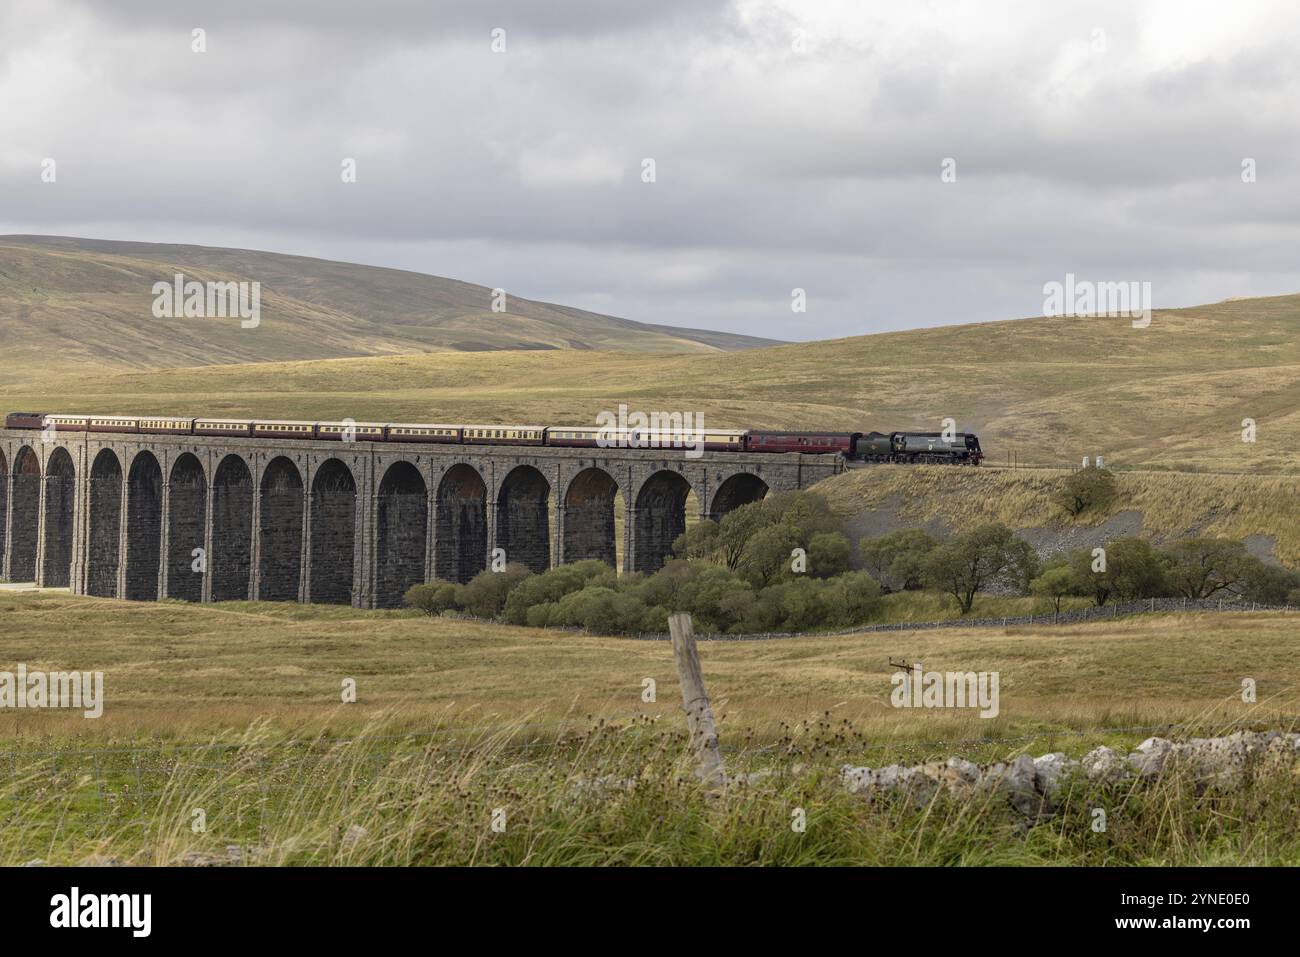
[
  {"left": 2, "top": 592, "right": 1293, "bottom": 750},
  {"left": 1, "top": 593, "right": 1296, "bottom": 866}
]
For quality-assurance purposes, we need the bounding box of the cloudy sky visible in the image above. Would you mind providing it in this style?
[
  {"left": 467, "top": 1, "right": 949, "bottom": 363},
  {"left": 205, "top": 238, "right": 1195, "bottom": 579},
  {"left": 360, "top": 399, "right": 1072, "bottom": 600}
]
[{"left": 2, "top": 0, "right": 1298, "bottom": 341}]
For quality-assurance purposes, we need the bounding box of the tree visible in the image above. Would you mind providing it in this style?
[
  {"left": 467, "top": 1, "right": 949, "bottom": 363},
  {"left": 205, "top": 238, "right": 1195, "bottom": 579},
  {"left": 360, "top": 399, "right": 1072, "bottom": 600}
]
[
  {"left": 858, "top": 529, "right": 937, "bottom": 591},
  {"left": 738, "top": 523, "right": 803, "bottom": 586},
  {"left": 1106, "top": 538, "right": 1172, "bottom": 601},
  {"left": 1161, "top": 538, "right": 1253, "bottom": 600},
  {"left": 921, "top": 523, "right": 1039, "bottom": 614},
  {"left": 1064, "top": 547, "right": 1114, "bottom": 606},
  {"left": 1030, "top": 565, "right": 1079, "bottom": 616},
  {"left": 1055, "top": 467, "right": 1117, "bottom": 517}
]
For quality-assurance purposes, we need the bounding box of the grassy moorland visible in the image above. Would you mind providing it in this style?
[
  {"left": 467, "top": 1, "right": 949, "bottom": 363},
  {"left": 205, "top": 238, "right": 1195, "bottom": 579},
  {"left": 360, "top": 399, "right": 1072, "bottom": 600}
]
[
  {"left": 0, "top": 592, "right": 1297, "bottom": 866},
  {"left": 1, "top": 592, "right": 1293, "bottom": 746},
  {"left": 0, "top": 236, "right": 771, "bottom": 384},
  {"left": 4, "top": 292, "right": 1300, "bottom": 471}
]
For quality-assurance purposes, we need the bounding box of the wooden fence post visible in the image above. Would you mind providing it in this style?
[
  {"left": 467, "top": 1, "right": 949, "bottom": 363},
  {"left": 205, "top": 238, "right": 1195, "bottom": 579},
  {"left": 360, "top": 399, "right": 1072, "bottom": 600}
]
[{"left": 667, "top": 612, "right": 726, "bottom": 788}]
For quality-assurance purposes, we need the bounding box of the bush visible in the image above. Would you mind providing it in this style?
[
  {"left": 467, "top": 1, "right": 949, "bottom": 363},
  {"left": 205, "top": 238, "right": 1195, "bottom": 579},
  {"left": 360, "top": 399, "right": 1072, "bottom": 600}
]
[
  {"left": 1237, "top": 560, "right": 1300, "bottom": 605},
  {"left": 922, "top": 523, "right": 1038, "bottom": 614},
  {"left": 817, "top": 570, "right": 883, "bottom": 626},
  {"left": 858, "top": 529, "right": 937, "bottom": 591},
  {"left": 403, "top": 581, "right": 462, "bottom": 616},
  {"left": 806, "top": 532, "right": 853, "bottom": 579},
  {"left": 502, "top": 560, "right": 615, "bottom": 625},
  {"left": 1055, "top": 467, "right": 1117, "bottom": 517},
  {"left": 459, "top": 563, "right": 534, "bottom": 618}
]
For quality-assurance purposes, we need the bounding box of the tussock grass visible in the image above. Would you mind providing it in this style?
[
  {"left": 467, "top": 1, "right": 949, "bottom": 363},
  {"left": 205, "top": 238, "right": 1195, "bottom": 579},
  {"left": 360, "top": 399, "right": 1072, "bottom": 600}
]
[{"left": 3, "top": 712, "right": 1298, "bottom": 866}]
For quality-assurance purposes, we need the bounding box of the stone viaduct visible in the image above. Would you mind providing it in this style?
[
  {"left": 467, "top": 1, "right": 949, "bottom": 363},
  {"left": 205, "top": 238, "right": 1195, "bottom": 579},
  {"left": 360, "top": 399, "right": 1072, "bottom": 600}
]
[{"left": 0, "top": 428, "right": 843, "bottom": 608}]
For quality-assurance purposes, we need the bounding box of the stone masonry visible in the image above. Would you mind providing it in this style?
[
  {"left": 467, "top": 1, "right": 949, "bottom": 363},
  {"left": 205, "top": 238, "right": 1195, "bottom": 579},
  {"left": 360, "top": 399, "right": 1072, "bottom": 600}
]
[{"left": 0, "top": 428, "right": 842, "bottom": 608}]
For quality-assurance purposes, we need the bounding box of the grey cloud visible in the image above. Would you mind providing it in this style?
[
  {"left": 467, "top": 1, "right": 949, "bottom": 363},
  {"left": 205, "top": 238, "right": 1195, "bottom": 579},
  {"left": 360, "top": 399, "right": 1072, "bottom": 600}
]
[{"left": 2, "top": 0, "right": 1298, "bottom": 340}]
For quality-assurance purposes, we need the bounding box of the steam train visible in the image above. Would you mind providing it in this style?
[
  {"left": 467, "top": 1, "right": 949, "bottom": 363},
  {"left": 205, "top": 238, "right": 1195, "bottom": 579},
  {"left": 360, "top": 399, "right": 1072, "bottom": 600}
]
[{"left": 2, "top": 413, "right": 983, "bottom": 464}]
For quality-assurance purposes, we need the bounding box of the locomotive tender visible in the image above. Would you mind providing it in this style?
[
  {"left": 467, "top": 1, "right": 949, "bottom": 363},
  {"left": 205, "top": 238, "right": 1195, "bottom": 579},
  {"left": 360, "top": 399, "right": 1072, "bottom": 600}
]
[{"left": 2, "top": 413, "right": 983, "bottom": 465}]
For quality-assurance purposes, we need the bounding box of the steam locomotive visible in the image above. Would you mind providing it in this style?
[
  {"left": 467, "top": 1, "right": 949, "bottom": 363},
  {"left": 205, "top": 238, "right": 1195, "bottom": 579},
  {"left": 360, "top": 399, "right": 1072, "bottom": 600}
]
[{"left": 2, "top": 413, "right": 983, "bottom": 465}]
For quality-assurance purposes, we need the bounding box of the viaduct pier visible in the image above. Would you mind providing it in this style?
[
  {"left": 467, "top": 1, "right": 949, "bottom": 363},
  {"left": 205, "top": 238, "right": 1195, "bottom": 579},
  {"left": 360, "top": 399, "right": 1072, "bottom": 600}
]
[{"left": 0, "top": 428, "right": 843, "bottom": 608}]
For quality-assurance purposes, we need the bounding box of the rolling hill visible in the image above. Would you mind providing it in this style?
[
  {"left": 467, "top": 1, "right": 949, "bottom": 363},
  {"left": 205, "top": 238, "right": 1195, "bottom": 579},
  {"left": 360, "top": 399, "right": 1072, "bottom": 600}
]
[
  {"left": 4, "top": 291, "right": 1299, "bottom": 474},
  {"left": 0, "top": 235, "right": 776, "bottom": 382}
]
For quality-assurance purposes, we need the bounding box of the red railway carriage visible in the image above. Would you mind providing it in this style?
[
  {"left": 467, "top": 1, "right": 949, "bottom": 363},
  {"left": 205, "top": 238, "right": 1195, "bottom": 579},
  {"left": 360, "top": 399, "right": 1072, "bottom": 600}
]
[
  {"left": 4, "top": 412, "right": 47, "bottom": 429},
  {"left": 744, "top": 430, "right": 858, "bottom": 454}
]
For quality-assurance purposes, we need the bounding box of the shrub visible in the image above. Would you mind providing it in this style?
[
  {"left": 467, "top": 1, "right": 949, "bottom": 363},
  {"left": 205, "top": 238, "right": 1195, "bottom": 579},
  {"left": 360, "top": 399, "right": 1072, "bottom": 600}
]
[
  {"left": 404, "top": 581, "right": 462, "bottom": 616},
  {"left": 858, "top": 529, "right": 937, "bottom": 591},
  {"left": 1055, "top": 466, "right": 1117, "bottom": 517},
  {"left": 502, "top": 560, "right": 615, "bottom": 625},
  {"left": 459, "top": 563, "right": 534, "bottom": 618},
  {"left": 806, "top": 532, "right": 853, "bottom": 579},
  {"left": 1237, "top": 560, "right": 1300, "bottom": 605},
  {"left": 817, "top": 570, "right": 883, "bottom": 626}
]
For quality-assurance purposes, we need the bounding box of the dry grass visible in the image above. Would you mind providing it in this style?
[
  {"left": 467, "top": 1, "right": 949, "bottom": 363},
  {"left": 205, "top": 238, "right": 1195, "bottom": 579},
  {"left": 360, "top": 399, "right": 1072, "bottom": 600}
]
[
  {"left": 1, "top": 592, "right": 1295, "bottom": 750},
  {"left": 5, "top": 292, "right": 1300, "bottom": 471}
]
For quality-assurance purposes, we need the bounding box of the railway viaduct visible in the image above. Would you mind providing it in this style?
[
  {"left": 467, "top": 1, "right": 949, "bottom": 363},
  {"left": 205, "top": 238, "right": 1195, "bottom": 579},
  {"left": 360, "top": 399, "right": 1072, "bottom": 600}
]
[{"left": 0, "top": 428, "right": 842, "bottom": 608}]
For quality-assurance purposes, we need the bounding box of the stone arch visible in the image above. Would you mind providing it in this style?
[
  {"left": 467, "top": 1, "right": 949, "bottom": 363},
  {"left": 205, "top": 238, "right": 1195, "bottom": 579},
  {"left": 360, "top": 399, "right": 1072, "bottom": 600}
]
[
  {"left": 564, "top": 467, "right": 618, "bottom": 568},
  {"left": 376, "top": 461, "right": 427, "bottom": 608},
  {"left": 212, "top": 454, "right": 253, "bottom": 601},
  {"left": 125, "top": 451, "right": 163, "bottom": 600},
  {"left": 496, "top": 465, "right": 550, "bottom": 573},
  {"left": 710, "top": 472, "right": 770, "bottom": 520},
  {"left": 258, "top": 457, "right": 304, "bottom": 602},
  {"left": 86, "top": 448, "right": 123, "bottom": 597},
  {"left": 167, "top": 453, "right": 207, "bottom": 601},
  {"left": 633, "top": 470, "right": 695, "bottom": 574},
  {"left": 310, "top": 459, "right": 356, "bottom": 604},
  {"left": 8, "top": 447, "right": 40, "bottom": 581},
  {"left": 435, "top": 464, "right": 487, "bottom": 584},
  {"left": 42, "top": 447, "right": 76, "bottom": 587}
]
